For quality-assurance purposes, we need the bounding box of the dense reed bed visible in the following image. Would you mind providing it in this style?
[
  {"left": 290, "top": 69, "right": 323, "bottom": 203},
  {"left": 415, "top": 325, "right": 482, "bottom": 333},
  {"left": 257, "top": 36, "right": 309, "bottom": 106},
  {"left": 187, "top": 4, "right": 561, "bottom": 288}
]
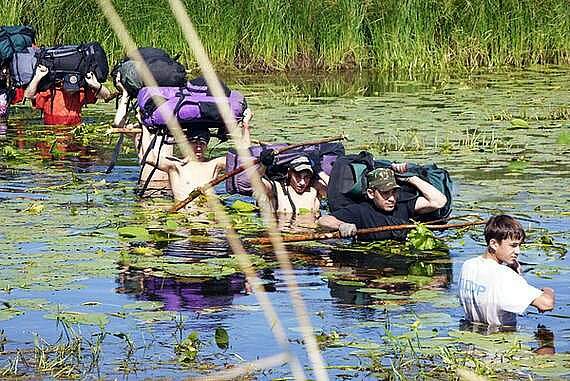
[{"left": 2, "top": 0, "right": 570, "bottom": 72}]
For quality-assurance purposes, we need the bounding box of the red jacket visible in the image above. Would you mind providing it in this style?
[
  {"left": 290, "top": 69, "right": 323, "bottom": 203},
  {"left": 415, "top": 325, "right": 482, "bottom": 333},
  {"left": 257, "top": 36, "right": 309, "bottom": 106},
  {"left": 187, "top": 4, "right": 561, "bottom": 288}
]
[{"left": 34, "top": 88, "right": 97, "bottom": 126}]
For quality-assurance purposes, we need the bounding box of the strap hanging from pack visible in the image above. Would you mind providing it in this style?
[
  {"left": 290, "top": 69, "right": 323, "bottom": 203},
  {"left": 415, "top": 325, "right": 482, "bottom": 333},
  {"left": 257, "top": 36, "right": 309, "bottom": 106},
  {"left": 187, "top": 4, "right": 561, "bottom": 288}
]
[
  {"left": 106, "top": 97, "right": 135, "bottom": 174},
  {"left": 281, "top": 181, "right": 297, "bottom": 217}
]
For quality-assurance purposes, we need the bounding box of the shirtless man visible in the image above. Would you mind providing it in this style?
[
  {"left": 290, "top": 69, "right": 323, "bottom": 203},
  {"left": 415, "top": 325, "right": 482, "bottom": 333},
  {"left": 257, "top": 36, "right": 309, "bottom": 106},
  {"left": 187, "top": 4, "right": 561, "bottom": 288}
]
[
  {"left": 257, "top": 150, "right": 328, "bottom": 215},
  {"left": 143, "top": 126, "right": 226, "bottom": 202}
]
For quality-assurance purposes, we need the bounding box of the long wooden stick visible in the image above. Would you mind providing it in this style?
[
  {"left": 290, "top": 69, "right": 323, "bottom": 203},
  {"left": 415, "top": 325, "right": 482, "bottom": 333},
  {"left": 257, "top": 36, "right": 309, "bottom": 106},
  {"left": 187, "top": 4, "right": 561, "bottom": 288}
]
[
  {"left": 170, "top": 135, "right": 346, "bottom": 212},
  {"left": 247, "top": 220, "right": 487, "bottom": 245}
]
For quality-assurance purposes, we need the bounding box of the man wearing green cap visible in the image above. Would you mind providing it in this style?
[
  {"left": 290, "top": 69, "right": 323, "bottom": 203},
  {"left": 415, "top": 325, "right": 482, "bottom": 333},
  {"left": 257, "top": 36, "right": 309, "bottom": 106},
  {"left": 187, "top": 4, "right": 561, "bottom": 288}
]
[{"left": 318, "top": 164, "right": 447, "bottom": 240}]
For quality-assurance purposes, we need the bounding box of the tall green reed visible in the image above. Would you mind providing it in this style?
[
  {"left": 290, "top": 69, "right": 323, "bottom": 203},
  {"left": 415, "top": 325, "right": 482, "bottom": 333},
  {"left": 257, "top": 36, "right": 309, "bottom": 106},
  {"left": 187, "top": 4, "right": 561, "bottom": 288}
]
[{"left": 1, "top": 0, "right": 569, "bottom": 72}]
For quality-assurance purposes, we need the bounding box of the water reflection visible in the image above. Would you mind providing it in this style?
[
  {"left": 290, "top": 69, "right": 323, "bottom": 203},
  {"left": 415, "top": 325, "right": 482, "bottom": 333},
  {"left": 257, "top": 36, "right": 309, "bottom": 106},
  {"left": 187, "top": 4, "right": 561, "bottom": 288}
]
[
  {"left": 2, "top": 120, "right": 97, "bottom": 166},
  {"left": 116, "top": 271, "right": 248, "bottom": 311},
  {"left": 232, "top": 70, "right": 455, "bottom": 98},
  {"left": 282, "top": 243, "right": 452, "bottom": 306}
]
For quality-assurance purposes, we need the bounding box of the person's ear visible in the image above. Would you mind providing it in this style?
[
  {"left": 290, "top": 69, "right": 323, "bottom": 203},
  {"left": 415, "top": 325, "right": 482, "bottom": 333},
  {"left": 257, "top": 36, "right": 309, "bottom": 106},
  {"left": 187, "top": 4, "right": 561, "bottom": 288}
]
[
  {"left": 489, "top": 238, "right": 499, "bottom": 253},
  {"left": 366, "top": 188, "right": 375, "bottom": 200}
]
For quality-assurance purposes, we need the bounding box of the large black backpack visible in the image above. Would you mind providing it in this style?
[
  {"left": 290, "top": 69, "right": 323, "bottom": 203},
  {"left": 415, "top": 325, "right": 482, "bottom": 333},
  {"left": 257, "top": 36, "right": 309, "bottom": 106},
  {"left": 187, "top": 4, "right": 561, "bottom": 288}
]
[
  {"left": 327, "top": 151, "right": 375, "bottom": 213},
  {"left": 0, "top": 25, "right": 35, "bottom": 65},
  {"left": 36, "top": 42, "right": 109, "bottom": 92},
  {"left": 327, "top": 151, "right": 454, "bottom": 221},
  {"left": 111, "top": 47, "right": 187, "bottom": 97}
]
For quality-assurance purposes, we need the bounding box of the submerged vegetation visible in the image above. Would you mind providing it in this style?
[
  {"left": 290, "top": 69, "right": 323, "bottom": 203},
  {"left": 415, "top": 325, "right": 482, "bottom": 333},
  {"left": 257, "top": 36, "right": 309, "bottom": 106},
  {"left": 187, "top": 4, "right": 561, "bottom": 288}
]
[{"left": 1, "top": 0, "right": 570, "bottom": 72}]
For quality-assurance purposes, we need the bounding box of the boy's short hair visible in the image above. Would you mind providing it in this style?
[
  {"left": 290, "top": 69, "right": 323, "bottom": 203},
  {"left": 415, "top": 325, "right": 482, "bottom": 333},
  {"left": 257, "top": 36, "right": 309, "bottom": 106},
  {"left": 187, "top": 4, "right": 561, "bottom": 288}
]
[{"left": 484, "top": 214, "right": 525, "bottom": 245}]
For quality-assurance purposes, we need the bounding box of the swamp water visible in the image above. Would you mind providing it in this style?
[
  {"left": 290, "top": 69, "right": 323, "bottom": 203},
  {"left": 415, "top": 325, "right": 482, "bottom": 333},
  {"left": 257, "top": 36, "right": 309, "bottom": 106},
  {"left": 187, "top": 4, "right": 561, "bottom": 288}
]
[{"left": 0, "top": 68, "right": 569, "bottom": 380}]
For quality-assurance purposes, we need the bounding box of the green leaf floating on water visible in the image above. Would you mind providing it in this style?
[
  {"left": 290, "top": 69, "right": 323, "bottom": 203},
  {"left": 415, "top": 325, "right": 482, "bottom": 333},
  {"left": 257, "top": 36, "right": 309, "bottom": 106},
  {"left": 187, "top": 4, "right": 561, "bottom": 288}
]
[
  {"left": 44, "top": 311, "right": 109, "bottom": 327},
  {"left": 165, "top": 218, "right": 178, "bottom": 231},
  {"left": 510, "top": 118, "right": 529, "bottom": 128},
  {"left": 370, "top": 293, "right": 408, "bottom": 300},
  {"left": 447, "top": 329, "right": 532, "bottom": 353},
  {"left": 118, "top": 226, "right": 151, "bottom": 241},
  {"left": 130, "top": 246, "right": 163, "bottom": 256},
  {"left": 5, "top": 298, "right": 51, "bottom": 310},
  {"left": 215, "top": 326, "right": 229, "bottom": 350},
  {"left": 356, "top": 288, "right": 387, "bottom": 294},
  {"left": 508, "top": 159, "right": 528, "bottom": 172},
  {"left": 556, "top": 130, "right": 570, "bottom": 145},
  {"left": 122, "top": 301, "right": 164, "bottom": 311},
  {"left": 512, "top": 352, "right": 570, "bottom": 377},
  {"left": 128, "top": 310, "right": 176, "bottom": 323},
  {"left": 230, "top": 200, "right": 257, "bottom": 213},
  {"left": 0, "top": 308, "right": 24, "bottom": 321}
]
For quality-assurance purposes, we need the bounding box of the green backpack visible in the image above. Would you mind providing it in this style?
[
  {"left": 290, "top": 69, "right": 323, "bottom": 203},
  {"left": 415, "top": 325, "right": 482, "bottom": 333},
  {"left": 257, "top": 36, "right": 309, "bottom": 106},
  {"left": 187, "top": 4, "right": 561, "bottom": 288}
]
[{"left": 0, "top": 26, "right": 35, "bottom": 65}]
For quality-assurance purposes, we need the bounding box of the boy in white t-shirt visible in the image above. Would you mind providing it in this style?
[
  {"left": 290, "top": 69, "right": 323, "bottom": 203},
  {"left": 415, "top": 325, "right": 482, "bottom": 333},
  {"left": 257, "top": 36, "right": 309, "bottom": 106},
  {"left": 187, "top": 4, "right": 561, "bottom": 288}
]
[{"left": 458, "top": 215, "right": 555, "bottom": 327}]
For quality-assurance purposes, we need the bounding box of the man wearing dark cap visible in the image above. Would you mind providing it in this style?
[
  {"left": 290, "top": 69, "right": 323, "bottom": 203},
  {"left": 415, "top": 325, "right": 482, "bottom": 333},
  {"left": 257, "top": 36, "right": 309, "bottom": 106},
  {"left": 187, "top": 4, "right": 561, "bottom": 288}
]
[
  {"left": 257, "top": 153, "right": 328, "bottom": 215},
  {"left": 318, "top": 165, "right": 447, "bottom": 240}
]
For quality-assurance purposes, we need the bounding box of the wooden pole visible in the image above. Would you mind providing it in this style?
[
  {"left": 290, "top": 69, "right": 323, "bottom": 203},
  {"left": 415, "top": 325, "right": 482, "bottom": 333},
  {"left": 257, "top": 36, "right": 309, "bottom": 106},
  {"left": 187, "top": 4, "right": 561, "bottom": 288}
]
[
  {"left": 247, "top": 220, "right": 487, "bottom": 245},
  {"left": 169, "top": 135, "right": 346, "bottom": 212}
]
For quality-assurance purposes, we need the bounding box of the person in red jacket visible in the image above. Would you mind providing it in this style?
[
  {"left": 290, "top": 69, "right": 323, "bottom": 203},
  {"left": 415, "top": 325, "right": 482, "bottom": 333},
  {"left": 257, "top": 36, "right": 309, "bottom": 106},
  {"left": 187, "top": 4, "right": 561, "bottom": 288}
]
[{"left": 24, "top": 64, "right": 111, "bottom": 125}]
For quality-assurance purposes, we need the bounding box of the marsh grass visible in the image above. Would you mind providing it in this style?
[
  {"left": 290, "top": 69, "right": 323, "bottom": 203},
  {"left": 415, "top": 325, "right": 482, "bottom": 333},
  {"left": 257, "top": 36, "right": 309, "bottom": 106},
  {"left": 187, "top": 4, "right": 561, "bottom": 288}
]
[{"left": 2, "top": 0, "right": 570, "bottom": 71}]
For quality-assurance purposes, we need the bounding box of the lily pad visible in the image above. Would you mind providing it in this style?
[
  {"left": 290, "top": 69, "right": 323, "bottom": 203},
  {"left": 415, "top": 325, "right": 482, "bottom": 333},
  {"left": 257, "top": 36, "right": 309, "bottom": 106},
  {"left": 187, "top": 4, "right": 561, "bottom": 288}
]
[
  {"left": 370, "top": 293, "right": 408, "bottom": 300},
  {"left": 510, "top": 118, "right": 529, "bottom": 128},
  {"left": 118, "top": 226, "right": 151, "bottom": 241},
  {"left": 0, "top": 308, "right": 24, "bottom": 321},
  {"left": 215, "top": 326, "right": 229, "bottom": 350},
  {"left": 44, "top": 311, "right": 109, "bottom": 327},
  {"left": 447, "top": 329, "right": 532, "bottom": 353},
  {"left": 5, "top": 298, "right": 51, "bottom": 310},
  {"left": 131, "top": 246, "right": 163, "bottom": 256},
  {"left": 556, "top": 130, "right": 570, "bottom": 145},
  {"left": 128, "top": 310, "right": 177, "bottom": 323},
  {"left": 122, "top": 301, "right": 164, "bottom": 311},
  {"left": 230, "top": 200, "right": 257, "bottom": 213},
  {"left": 356, "top": 288, "right": 388, "bottom": 294},
  {"left": 334, "top": 280, "right": 367, "bottom": 287}
]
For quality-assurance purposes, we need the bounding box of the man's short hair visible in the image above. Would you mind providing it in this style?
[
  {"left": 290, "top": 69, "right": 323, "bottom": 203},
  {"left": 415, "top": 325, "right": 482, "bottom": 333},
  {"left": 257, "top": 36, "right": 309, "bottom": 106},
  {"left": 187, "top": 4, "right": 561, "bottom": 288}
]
[{"left": 484, "top": 215, "right": 526, "bottom": 245}]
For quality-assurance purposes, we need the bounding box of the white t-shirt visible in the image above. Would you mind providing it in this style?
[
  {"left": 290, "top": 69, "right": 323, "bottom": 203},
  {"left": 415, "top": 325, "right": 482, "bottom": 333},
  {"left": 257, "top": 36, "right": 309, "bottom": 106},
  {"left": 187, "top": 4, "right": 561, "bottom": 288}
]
[{"left": 458, "top": 256, "right": 542, "bottom": 326}]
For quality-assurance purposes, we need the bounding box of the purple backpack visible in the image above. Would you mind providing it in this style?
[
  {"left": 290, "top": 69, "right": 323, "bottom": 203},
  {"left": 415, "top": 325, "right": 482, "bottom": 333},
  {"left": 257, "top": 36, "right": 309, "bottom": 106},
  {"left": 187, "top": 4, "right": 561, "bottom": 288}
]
[
  {"left": 225, "top": 142, "right": 345, "bottom": 195},
  {"left": 137, "top": 77, "right": 248, "bottom": 140}
]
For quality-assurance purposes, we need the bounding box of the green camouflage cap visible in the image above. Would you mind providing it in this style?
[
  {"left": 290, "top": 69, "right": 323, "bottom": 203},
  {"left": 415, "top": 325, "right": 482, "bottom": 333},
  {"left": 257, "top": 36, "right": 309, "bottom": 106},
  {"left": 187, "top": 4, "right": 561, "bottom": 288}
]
[{"left": 367, "top": 168, "right": 400, "bottom": 192}]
